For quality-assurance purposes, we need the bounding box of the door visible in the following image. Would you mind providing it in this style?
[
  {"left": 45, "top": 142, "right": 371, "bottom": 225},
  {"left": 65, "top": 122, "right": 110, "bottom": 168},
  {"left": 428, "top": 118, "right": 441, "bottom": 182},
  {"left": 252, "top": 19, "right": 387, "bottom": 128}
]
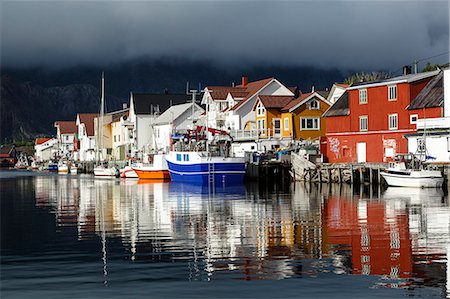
[
  {"left": 357, "top": 142, "right": 366, "bottom": 163},
  {"left": 273, "top": 119, "right": 281, "bottom": 136}
]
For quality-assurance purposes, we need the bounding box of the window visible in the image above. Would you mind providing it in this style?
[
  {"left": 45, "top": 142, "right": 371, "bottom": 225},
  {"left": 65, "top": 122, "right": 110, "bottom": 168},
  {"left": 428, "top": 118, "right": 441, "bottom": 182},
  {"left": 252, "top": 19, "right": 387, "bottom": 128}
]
[
  {"left": 114, "top": 135, "right": 116, "bottom": 142},
  {"left": 257, "top": 119, "right": 266, "bottom": 135},
  {"left": 410, "top": 114, "right": 418, "bottom": 124},
  {"left": 256, "top": 102, "right": 265, "bottom": 116},
  {"left": 418, "top": 138, "right": 426, "bottom": 153},
  {"left": 65, "top": 135, "right": 69, "bottom": 141},
  {"left": 300, "top": 117, "right": 320, "bottom": 130},
  {"left": 284, "top": 117, "right": 289, "bottom": 131},
  {"left": 359, "top": 116, "right": 368, "bottom": 131},
  {"left": 388, "top": 85, "right": 397, "bottom": 101},
  {"left": 388, "top": 114, "right": 398, "bottom": 130},
  {"left": 309, "top": 100, "right": 319, "bottom": 110},
  {"left": 359, "top": 89, "right": 368, "bottom": 104},
  {"left": 183, "top": 154, "right": 189, "bottom": 161},
  {"left": 118, "top": 135, "right": 120, "bottom": 142},
  {"left": 176, "top": 154, "right": 182, "bottom": 161}
]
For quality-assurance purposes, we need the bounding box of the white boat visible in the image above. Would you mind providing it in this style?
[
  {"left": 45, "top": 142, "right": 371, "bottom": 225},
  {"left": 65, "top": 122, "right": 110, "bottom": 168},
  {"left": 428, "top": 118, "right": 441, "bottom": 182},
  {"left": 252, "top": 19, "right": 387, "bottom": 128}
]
[
  {"left": 70, "top": 164, "right": 78, "bottom": 174},
  {"left": 119, "top": 165, "right": 138, "bottom": 178},
  {"left": 94, "top": 165, "right": 118, "bottom": 177},
  {"left": 380, "top": 155, "right": 443, "bottom": 188},
  {"left": 58, "top": 162, "right": 69, "bottom": 174}
]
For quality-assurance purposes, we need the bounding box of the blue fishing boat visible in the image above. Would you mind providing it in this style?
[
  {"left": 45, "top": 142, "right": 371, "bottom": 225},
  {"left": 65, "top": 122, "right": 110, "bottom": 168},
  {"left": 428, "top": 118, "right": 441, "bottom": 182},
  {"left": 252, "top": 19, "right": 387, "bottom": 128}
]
[{"left": 165, "top": 151, "right": 245, "bottom": 184}]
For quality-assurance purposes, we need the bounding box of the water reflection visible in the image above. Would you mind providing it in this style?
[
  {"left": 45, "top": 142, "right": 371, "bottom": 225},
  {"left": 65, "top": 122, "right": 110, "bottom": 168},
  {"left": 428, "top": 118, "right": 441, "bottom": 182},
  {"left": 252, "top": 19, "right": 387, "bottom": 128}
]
[{"left": 6, "top": 174, "right": 450, "bottom": 294}]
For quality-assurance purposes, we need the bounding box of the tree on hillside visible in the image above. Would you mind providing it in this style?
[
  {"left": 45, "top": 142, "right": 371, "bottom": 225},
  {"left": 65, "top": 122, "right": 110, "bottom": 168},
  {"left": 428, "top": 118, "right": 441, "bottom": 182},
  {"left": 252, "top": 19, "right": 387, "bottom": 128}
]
[
  {"left": 344, "top": 71, "right": 391, "bottom": 85},
  {"left": 421, "top": 62, "right": 439, "bottom": 72}
]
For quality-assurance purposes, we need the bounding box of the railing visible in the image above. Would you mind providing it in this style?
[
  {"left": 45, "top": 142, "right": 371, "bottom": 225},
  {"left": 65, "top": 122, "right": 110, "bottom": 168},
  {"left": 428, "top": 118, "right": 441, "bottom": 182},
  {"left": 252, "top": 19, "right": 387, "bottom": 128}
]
[
  {"left": 416, "top": 117, "right": 450, "bottom": 130},
  {"left": 229, "top": 129, "right": 259, "bottom": 141}
]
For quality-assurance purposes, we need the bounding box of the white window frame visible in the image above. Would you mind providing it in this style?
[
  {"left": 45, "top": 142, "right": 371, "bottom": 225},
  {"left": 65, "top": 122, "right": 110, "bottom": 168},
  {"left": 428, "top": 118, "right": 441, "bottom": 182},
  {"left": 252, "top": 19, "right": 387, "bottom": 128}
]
[
  {"left": 388, "top": 113, "right": 398, "bottom": 130},
  {"left": 388, "top": 85, "right": 397, "bottom": 101},
  {"left": 300, "top": 117, "right": 320, "bottom": 131},
  {"left": 359, "top": 115, "right": 368, "bottom": 132},
  {"left": 359, "top": 89, "right": 368, "bottom": 104},
  {"left": 309, "top": 99, "right": 320, "bottom": 110},
  {"left": 410, "top": 114, "right": 418, "bottom": 124},
  {"left": 284, "top": 117, "right": 289, "bottom": 131},
  {"left": 256, "top": 102, "right": 265, "bottom": 116}
]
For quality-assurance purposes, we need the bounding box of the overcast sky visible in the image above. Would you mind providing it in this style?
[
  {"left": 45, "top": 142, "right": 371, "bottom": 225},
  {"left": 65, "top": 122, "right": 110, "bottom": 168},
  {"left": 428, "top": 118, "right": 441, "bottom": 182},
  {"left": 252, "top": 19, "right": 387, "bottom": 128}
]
[{"left": 1, "top": 1, "right": 449, "bottom": 71}]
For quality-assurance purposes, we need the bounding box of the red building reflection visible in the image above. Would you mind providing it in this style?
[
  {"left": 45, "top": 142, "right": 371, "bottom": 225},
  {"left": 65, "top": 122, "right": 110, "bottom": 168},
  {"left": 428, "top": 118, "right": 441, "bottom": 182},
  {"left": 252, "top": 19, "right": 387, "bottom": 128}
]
[{"left": 323, "top": 196, "right": 412, "bottom": 278}]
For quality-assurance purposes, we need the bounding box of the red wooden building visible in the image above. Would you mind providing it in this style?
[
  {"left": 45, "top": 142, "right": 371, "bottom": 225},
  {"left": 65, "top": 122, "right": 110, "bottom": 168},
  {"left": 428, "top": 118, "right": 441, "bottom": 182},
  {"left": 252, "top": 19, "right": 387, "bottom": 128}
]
[{"left": 322, "top": 70, "right": 440, "bottom": 163}]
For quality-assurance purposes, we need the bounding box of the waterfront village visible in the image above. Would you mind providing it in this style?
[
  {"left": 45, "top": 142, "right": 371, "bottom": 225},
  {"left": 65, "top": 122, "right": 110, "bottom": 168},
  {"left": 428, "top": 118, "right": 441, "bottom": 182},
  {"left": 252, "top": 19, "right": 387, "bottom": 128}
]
[{"left": 3, "top": 65, "right": 450, "bottom": 186}]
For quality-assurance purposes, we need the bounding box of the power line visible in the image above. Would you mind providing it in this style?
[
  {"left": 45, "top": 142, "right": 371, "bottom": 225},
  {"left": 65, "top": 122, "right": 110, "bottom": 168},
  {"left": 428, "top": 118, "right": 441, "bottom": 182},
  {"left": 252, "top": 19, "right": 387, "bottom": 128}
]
[{"left": 417, "top": 51, "right": 450, "bottom": 63}]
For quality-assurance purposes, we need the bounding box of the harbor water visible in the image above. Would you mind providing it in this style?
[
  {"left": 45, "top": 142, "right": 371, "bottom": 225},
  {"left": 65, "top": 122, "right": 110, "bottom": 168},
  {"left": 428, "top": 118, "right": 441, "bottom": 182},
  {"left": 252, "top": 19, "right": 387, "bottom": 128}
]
[{"left": 1, "top": 170, "right": 449, "bottom": 298}]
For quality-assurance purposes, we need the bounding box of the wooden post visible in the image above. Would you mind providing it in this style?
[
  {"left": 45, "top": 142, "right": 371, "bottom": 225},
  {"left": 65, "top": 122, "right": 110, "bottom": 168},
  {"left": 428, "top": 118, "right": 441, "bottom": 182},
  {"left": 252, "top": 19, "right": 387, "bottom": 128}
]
[
  {"left": 447, "top": 165, "right": 450, "bottom": 191},
  {"left": 327, "top": 168, "right": 332, "bottom": 183},
  {"left": 369, "top": 166, "right": 373, "bottom": 185},
  {"left": 350, "top": 165, "right": 354, "bottom": 185},
  {"left": 338, "top": 167, "right": 342, "bottom": 184},
  {"left": 377, "top": 167, "right": 381, "bottom": 185},
  {"left": 359, "top": 167, "right": 363, "bottom": 185}
]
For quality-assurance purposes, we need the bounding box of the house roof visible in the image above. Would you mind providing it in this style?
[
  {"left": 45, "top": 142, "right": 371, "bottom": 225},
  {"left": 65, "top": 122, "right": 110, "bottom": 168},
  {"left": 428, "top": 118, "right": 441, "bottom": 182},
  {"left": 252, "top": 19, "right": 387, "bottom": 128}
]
[
  {"left": 322, "top": 92, "right": 349, "bottom": 117},
  {"left": 132, "top": 93, "right": 192, "bottom": 114},
  {"left": 231, "top": 77, "right": 274, "bottom": 110},
  {"left": 78, "top": 113, "right": 98, "bottom": 136},
  {"left": 281, "top": 91, "right": 329, "bottom": 112},
  {"left": 348, "top": 70, "right": 440, "bottom": 90},
  {"left": 153, "top": 103, "right": 204, "bottom": 125},
  {"left": 109, "top": 109, "right": 129, "bottom": 122},
  {"left": 407, "top": 71, "right": 444, "bottom": 110},
  {"left": 0, "top": 145, "right": 15, "bottom": 155},
  {"left": 35, "top": 137, "right": 52, "bottom": 145},
  {"left": 257, "top": 95, "right": 294, "bottom": 109},
  {"left": 205, "top": 87, "right": 247, "bottom": 101},
  {"left": 335, "top": 83, "right": 350, "bottom": 88},
  {"left": 55, "top": 121, "right": 77, "bottom": 134}
]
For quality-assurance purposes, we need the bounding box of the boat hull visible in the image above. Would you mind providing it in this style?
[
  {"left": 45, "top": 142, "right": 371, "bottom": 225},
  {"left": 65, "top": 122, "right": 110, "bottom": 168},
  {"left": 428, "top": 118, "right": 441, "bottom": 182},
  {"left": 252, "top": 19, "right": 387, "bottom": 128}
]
[
  {"left": 58, "top": 165, "right": 69, "bottom": 174},
  {"left": 380, "top": 171, "right": 443, "bottom": 188},
  {"left": 166, "top": 152, "right": 246, "bottom": 184},
  {"left": 133, "top": 168, "right": 170, "bottom": 180},
  {"left": 120, "top": 166, "right": 138, "bottom": 178},
  {"left": 94, "top": 167, "right": 117, "bottom": 177}
]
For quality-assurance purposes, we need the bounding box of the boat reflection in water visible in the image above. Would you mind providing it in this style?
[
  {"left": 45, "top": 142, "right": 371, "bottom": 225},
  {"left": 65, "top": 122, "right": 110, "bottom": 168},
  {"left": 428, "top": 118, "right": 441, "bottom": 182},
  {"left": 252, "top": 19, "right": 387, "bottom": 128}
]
[{"left": 21, "top": 175, "right": 450, "bottom": 294}]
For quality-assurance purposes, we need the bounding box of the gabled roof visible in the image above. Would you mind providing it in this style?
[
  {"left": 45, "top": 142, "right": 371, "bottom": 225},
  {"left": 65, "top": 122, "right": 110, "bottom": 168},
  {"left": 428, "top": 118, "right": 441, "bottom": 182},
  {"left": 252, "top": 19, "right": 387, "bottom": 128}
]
[
  {"left": 153, "top": 103, "right": 204, "bottom": 125},
  {"left": 132, "top": 93, "right": 192, "bottom": 115},
  {"left": 205, "top": 87, "right": 247, "bottom": 101},
  {"left": 407, "top": 71, "right": 444, "bottom": 110},
  {"left": 0, "top": 145, "right": 15, "bottom": 155},
  {"left": 77, "top": 113, "right": 98, "bottom": 136},
  {"left": 108, "top": 109, "right": 129, "bottom": 122},
  {"left": 231, "top": 78, "right": 275, "bottom": 111},
  {"left": 322, "top": 92, "right": 349, "bottom": 117},
  {"left": 55, "top": 121, "right": 77, "bottom": 134},
  {"left": 335, "top": 83, "right": 350, "bottom": 88},
  {"left": 35, "top": 137, "right": 52, "bottom": 145},
  {"left": 281, "top": 91, "right": 330, "bottom": 112},
  {"left": 348, "top": 70, "right": 440, "bottom": 90},
  {"left": 256, "top": 95, "right": 294, "bottom": 110}
]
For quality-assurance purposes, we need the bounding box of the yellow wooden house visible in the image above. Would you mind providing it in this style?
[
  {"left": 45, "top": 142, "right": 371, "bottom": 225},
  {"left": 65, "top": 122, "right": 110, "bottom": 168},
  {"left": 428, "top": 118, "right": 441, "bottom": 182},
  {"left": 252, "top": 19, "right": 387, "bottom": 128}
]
[
  {"left": 253, "top": 91, "right": 330, "bottom": 144},
  {"left": 281, "top": 91, "right": 330, "bottom": 140}
]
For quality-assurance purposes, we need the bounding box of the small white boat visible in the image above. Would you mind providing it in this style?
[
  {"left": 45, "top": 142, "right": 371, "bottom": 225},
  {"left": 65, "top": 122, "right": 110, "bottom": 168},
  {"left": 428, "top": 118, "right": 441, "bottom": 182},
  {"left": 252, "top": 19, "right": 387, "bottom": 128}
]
[
  {"left": 119, "top": 165, "right": 138, "bottom": 178},
  {"left": 70, "top": 164, "right": 78, "bottom": 175},
  {"left": 380, "top": 154, "right": 443, "bottom": 188},
  {"left": 94, "top": 165, "right": 118, "bottom": 177},
  {"left": 58, "top": 162, "right": 69, "bottom": 174}
]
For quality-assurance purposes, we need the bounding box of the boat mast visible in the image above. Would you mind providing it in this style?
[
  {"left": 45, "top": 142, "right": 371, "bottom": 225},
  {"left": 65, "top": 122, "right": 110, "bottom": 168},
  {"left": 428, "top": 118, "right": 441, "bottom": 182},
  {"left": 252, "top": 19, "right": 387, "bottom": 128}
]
[{"left": 99, "top": 72, "right": 105, "bottom": 162}]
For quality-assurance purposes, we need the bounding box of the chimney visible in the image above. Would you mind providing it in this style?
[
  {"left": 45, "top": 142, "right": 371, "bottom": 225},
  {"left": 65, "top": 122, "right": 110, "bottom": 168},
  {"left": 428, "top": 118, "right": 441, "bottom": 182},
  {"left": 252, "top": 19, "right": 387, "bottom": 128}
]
[
  {"left": 123, "top": 103, "right": 128, "bottom": 109},
  {"left": 403, "top": 65, "right": 412, "bottom": 76},
  {"left": 241, "top": 76, "right": 248, "bottom": 87},
  {"left": 311, "top": 86, "right": 315, "bottom": 92}
]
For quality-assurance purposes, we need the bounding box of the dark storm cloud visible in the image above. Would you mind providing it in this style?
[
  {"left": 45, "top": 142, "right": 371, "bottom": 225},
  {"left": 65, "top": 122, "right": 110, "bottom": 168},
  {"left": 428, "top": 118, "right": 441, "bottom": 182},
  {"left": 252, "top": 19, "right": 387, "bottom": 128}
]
[{"left": 1, "top": 1, "right": 448, "bottom": 70}]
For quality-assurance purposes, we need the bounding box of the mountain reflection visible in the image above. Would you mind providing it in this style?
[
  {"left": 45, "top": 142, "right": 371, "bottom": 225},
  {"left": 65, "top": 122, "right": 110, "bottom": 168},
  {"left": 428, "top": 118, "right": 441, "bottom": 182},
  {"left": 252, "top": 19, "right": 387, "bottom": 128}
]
[{"left": 32, "top": 176, "right": 450, "bottom": 289}]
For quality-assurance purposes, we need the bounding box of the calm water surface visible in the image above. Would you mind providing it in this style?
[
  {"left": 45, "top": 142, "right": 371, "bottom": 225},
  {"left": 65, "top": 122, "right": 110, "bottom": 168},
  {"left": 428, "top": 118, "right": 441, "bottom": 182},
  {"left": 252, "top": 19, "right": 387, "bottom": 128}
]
[{"left": 1, "top": 170, "right": 449, "bottom": 298}]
